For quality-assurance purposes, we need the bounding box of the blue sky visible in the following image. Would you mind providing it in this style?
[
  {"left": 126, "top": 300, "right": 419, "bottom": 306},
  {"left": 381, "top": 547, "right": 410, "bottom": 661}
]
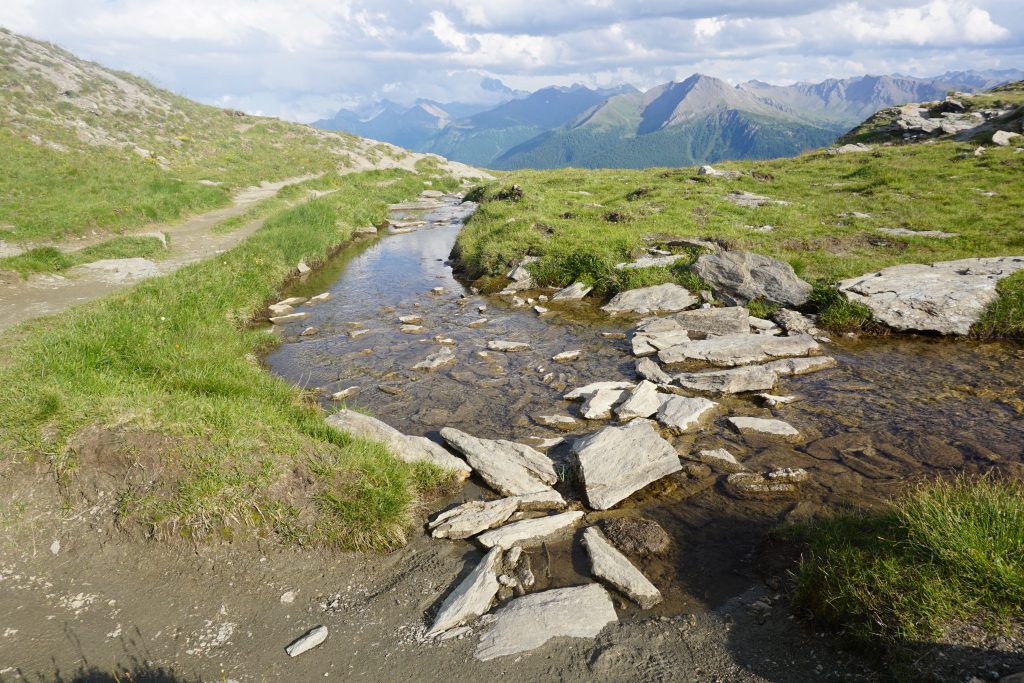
[{"left": 2, "top": 0, "right": 1021, "bottom": 122}]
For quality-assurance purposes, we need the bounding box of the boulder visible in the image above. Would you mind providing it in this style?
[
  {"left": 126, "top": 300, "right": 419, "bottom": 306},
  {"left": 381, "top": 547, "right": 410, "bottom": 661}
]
[
  {"left": 597, "top": 517, "right": 671, "bottom": 557},
  {"left": 326, "top": 410, "right": 471, "bottom": 478},
  {"left": 727, "top": 417, "right": 800, "bottom": 437},
  {"left": 476, "top": 511, "right": 585, "bottom": 549},
  {"left": 673, "top": 365, "right": 777, "bottom": 394},
  {"left": 440, "top": 428, "right": 557, "bottom": 496},
  {"left": 658, "top": 334, "right": 820, "bottom": 367},
  {"left": 692, "top": 251, "right": 812, "bottom": 307},
  {"left": 428, "top": 499, "right": 519, "bottom": 539},
  {"left": 838, "top": 257, "right": 1024, "bottom": 335},
  {"left": 551, "top": 282, "right": 593, "bottom": 301},
  {"left": 426, "top": 546, "right": 502, "bottom": 637},
  {"left": 655, "top": 396, "right": 718, "bottom": 433},
  {"left": 581, "top": 527, "right": 662, "bottom": 609},
  {"left": 474, "top": 584, "right": 617, "bottom": 661},
  {"left": 601, "top": 284, "right": 698, "bottom": 316},
  {"left": 614, "top": 381, "right": 665, "bottom": 421},
  {"left": 572, "top": 419, "right": 681, "bottom": 510},
  {"left": 635, "top": 357, "right": 672, "bottom": 385}
]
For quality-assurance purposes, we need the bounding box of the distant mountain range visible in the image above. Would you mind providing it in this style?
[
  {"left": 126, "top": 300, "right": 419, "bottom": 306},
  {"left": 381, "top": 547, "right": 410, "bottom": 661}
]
[{"left": 314, "top": 69, "right": 1024, "bottom": 169}]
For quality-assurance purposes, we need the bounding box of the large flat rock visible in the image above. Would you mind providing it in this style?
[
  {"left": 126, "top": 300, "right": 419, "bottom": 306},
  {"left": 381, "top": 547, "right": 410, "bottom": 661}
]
[
  {"left": 474, "top": 584, "right": 617, "bottom": 661},
  {"left": 572, "top": 419, "right": 681, "bottom": 510},
  {"left": 581, "top": 527, "right": 662, "bottom": 609},
  {"left": 671, "top": 306, "right": 751, "bottom": 336},
  {"left": 838, "top": 256, "right": 1024, "bottom": 335},
  {"left": 427, "top": 546, "right": 502, "bottom": 637},
  {"left": 476, "top": 511, "right": 585, "bottom": 549},
  {"left": 440, "top": 428, "right": 557, "bottom": 496},
  {"left": 692, "top": 251, "right": 811, "bottom": 307},
  {"left": 601, "top": 283, "right": 698, "bottom": 316},
  {"left": 326, "top": 410, "right": 471, "bottom": 479},
  {"left": 658, "top": 333, "right": 820, "bottom": 367},
  {"left": 673, "top": 365, "right": 778, "bottom": 394}
]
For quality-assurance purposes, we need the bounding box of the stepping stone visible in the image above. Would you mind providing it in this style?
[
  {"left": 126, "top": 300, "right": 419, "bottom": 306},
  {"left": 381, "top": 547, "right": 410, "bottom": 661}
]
[
  {"left": 601, "top": 283, "right": 698, "bottom": 316},
  {"left": 269, "top": 312, "right": 309, "bottom": 324},
  {"left": 468, "top": 318, "right": 488, "bottom": 328},
  {"left": 631, "top": 329, "right": 691, "bottom": 357},
  {"left": 564, "top": 381, "right": 635, "bottom": 400},
  {"left": 399, "top": 314, "right": 424, "bottom": 324},
  {"left": 635, "top": 357, "right": 672, "bottom": 385},
  {"left": 276, "top": 296, "right": 308, "bottom": 307},
  {"left": 761, "top": 356, "right": 836, "bottom": 376},
  {"left": 487, "top": 340, "right": 531, "bottom": 352},
  {"left": 308, "top": 292, "right": 331, "bottom": 304},
  {"left": 580, "top": 387, "right": 630, "bottom": 420},
  {"left": 614, "top": 381, "right": 665, "bottom": 421},
  {"left": 572, "top": 419, "right": 681, "bottom": 510},
  {"left": 440, "top": 428, "right": 557, "bottom": 496},
  {"left": 727, "top": 417, "right": 800, "bottom": 437},
  {"left": 655, "top": 396, "right": 718, "bottom": 433},
  {"left": 581, "top": 527, "right": 662, "bottom": 609},
  {"left": 514, "top": 489, "right": 568, "bottom": 511},
  {"left": 269, "top": 303, "right": 294, "bottom": 315},
  {"left": 552, "top": 350, "right": 581, "bottom": 362},
  {"left": 429, "top": 499, "right": 519, "bottom": 540},
  {"left": 673, "top": 365, "right": 777, "bottom": 394},
  {"left": 401, "top": 324, "right": 425, "bottom": 333},
  {"left": 658, "top": 334, "right": 820, "bottom": 367},
  {"left": 426, "top": 547, "right": 502, "bottom": 638},
  {"left": 673, "top": 306, "right": 752, "bottom": 335},
  {"left": 474, "top": 585, "right": 617, "bottom": 661},
  {"left": 476, "top": 511, "right": 585, "bottom": 549}
]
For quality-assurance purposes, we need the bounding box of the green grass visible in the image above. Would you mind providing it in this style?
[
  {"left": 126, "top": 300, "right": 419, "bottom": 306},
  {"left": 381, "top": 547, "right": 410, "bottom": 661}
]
[
  {"left": 0, "top": 235, "right": 167, "bottom": 276},
  {"left": 0, "top": 168, "right": 461, "bottom": 550},
  {"left": 787, "top": 478, "right": 1024, "bottom": 646},
  {"left": 972, "top": 270, "right": 1024, "bottom": 339},
  {"left": 455, "top": 140, "right": 1024, "bottom": 336}
]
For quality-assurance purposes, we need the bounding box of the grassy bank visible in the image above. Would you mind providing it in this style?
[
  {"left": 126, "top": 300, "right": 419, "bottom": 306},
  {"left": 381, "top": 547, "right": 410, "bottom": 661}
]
[
  {"left": 785, "top": 478, "right": 1024, "bottom": 666},
  {"left": 0, "top": 167, "right": 460, "bottom": 550},
  {"left": 455, "top": 139, "right": 1024, "bottom": 336},
  {"left": 0, "top": 234, "right": 168, "bottom": 276}
]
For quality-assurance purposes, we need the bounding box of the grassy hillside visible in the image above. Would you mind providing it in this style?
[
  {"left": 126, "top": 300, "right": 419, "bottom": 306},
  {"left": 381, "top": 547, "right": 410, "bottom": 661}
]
[{"left": 0, "top": 28, "right": 418, "bottom": 243}]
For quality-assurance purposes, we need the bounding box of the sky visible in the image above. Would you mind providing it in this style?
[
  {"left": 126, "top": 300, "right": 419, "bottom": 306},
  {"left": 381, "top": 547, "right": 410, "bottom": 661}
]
[{"left": 2, "top": 0, "right": 1022, "bottom": 122}]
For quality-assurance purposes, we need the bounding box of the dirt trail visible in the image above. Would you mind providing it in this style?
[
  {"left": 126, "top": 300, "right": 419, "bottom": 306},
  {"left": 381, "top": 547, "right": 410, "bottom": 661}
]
[{"left": 0, "top": 175, "right": 315, "bottom": 335}]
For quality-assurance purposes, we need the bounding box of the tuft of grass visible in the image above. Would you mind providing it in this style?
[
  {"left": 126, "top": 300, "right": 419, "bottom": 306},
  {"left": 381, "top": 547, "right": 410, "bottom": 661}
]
[
  {"left": 809, "top": 283, "right": 879, "bottom": 333},
  {"left": 787, "top": 477, "right": 1024, "bottom": 646},
  {"left": 745, "top": 299, "right": 779, "bottom": 319},
  {"left": 0, "top": 169, "right": 460, "bottom": 550},
  {"left": 0, "top": 235, "right": 167, "bottom": 276},
  {"left": 972, "top": 270, "right": 1024, "bottom": 339}
]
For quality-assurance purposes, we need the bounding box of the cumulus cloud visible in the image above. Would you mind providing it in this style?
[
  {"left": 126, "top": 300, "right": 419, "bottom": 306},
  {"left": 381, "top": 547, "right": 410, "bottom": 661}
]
[{"left": 0, "top": 0, "right": 1018, "bottom": 121}]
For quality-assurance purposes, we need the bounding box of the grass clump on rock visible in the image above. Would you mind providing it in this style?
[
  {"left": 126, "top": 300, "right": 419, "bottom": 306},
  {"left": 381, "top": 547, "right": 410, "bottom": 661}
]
[
  {"left": 0, "top": 168, "right": 460, "bottom": 551},
  {"left": 787, "top": 477, "right": 1024, "bottom": 647}
]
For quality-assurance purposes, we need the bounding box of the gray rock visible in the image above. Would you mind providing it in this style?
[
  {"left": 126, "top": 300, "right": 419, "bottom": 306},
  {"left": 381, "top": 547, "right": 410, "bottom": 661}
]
[
  {"left": 399, "top": 314, "right": 424, "bottom": 324},
  {"left": 564, "top": 381, "right": 635, "bottom": 401},
  {"left": 326, "top": 410, "right": 471, "bottom": 478},
  {"left": 762, "top": 356, "right": 837, "bottom": 376},
  {"left": 505, "top": 257, "right": 538, "bottom": 291},
  {"left": 514, "top": 490, "right": 568, "bottom": 511},
  {"left": 727, "top": 417, "right": 800, "bottom": 437},
  {"left": 276, "top": 296, "right": 308, "bottom": 307},
  {"left": 354, "top": 226, "right": 378, "bottom": 237},
  {"left": 413, "top": 347, "right": 456, "bottom": 371},
  {"left": 468, "top": 318, "right": 488, "bottom": 328},
  {"left": 440, "top": 428, "right": 557, "bottom": 496},
  {"left": 572, "top": 419, "right": 681, "bottom": 510},
  {"left": 828, "top": 143, "right": 871, "bottom": 154},
  {"left": 601, "top": 284, "right": 698, "bottom": 316},
  {"left": 655, "top": 396, "right": 718, "bottom": 433},
  {"left": 671, "top": 306, "right": 751, "bottom": 336},
  {"left": 838, "top": 257, "right": 1024, "bottom": 335},
  {"left": 308, "top": 292, "right": 331, "bottom": 304},
  {"left": 772, "top": 309, "right": 820, "bottom": 336},
  {"left": 635, "top": 358, "right": 672, "bottom": 385},
  {"left": 673, "top": 365, "right": 778, "bottom": 394},
  {"left": 580, "top": 388, "right": 631, "bottom": 420},
  {"left": 330, "top": 386, "right": 360, "bottom": 401},
  {"left": 631, "top": 329, "right": 691, "bottom": 356},
  {"left": 767, "top": 467, "right": 810, "bottom": 483},
  {"left": 476, "top": 511, "right": 585, "bottom": 549},
  {"left": 722, "top": 191, "right": 789, "bottom": 208},
  {"left": 993, "top": 130, "right": 1022, "bottom": 146},
  {"left": 658, "top": 333, "right": 820, "bottom": 367},
  {"left": 692, "top": 251, "right": 812, "bottom": 307},
  {"left": 615, "top": 254, "right": 691, "bottom": 270},
  {"left": 614, "top": 381, "right": 665, "bottom": 420},
  {"left": 487, "top": 340, "right": 532, "bottom": 352},
  {"left": 401, "top": 324, "right": 426, "bottom": 333},
  {"left": 552, "top": 350, "right": 581, "bottom": 362},
  {"left": 697, "top": 448, "right": 745, "bottom": 472},
  {"left": 300, "top": 326, "right": 319, "bottom": 337},
  {"left": 698, "top": 165, "right": 740, "bottom": 178},
  {"left": 551, "top": 282, "right": 593, "bottom": 301},
  {"left": 581, "top": 527, "right": 662, "bottom": 609},
  {"left": 877, "top": 227, "right": 957, "bottom": 239},
  {"left": 427, "top": 547, "right": 502, "bottom": 637},
  {"left": 474, "top": 584, "right": 617, "bottom": 661},
  {"left": 756, "top": 393, "right": 799, "bottom": 407},
  {"left": 534, "top": 414, "right": 579, "bottom": 431},
  {"left": 429, "top": 499, "right": 519, "bottom": 539},
  {"left": 724, "top": 472, "right": 798, "bottom": 500},
  {"left": 285, "top": 626, "right": 328, "bottom": 657}
]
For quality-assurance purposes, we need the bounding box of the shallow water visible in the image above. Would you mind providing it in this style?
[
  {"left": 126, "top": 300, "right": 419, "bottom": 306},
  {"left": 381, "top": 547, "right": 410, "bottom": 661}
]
[{"left": 267, "top": 194, "right": 1024, "bottom": 612}]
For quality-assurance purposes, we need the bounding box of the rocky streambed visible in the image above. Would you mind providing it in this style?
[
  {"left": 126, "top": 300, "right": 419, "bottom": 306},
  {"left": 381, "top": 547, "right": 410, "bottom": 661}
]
[{"left": 265, "top": 191, "right": 1024, "bottom": 665}]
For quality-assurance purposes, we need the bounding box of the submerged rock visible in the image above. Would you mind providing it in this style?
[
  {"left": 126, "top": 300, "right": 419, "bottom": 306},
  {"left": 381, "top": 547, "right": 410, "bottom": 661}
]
[
  {"left": 474, "top": 584, "right": 617, "bottom": 661},
  {"left": 476, "top": 511, "right": 585, "bottom": 549},
  {"left": 581, "top": 527, "right": 662, "bottom": 609},
  {"left": 598, "top": 517, "right": 671, "bottom": 557},
  {"left": 696, "top": 448, "right": 746, "bottom": 472},
  {"left": 572, "top": 419, "right": 681, "bottom": 510},
  {"left": 487, "top": 340, "right": 532, "bottom": 352},
  {"left": 692, "top": 251, "right": 811, "bottom": 307},
  {"left": 440, "top": 428, "right": 557, "bottom": 496},
  {"left": 427, "top": 547, "right": 502, "bottom": 637},
  {"left": 601, "top": 283, "right": 698, "bottom": 316},
  {"left": 413, "top": 347, "right": 456, "bottom": 371},
  {"left": 724, "top": 472, "right": 799, "bottom": 500},
  {"left": 762, "top": 356, "right": 837, "bottom": 376}
]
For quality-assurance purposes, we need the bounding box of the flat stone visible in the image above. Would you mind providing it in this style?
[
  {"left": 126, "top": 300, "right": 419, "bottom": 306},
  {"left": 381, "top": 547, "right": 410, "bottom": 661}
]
[
  {"left": 427, "top": 547, "right": 502, "bottom": 637},
  {"left": 772, "top": 309, "right": 820, "bottom": 336},
  {"left": 300, "top": 326, "right": 319, "bottom": 337},
  {"left": 487, "top": 340, "right": 532, "bottom": 352},
  {"left": 724, "top": 472, "right": 798, "bottom": 500},
  {"left": 73, "top": 257, "right": 161, "bottom": 284},
  {"left": 828, "top": 143, "right": 872, "bottom": 154},
  {"left": 581, "top": 527, "right": 662, "bottom": 609},
  {"left": 327, "top": 410, "right": 471, "bottom": 478},
  {"left": 285, "top": 626, "right": 328, "bottom": 657},
  {"left": 414, "top": 347, "right": 456, "bottom": 371},
  {"left": 615, "top": 253, "right": 691, "bottom": 270},
  {"left": 429, "top": 499, "right": 519, "bottom": 540},
  {"left": 838, "top": 257, "right": 1024, "bottom": 335},
  {"left": 635, "top": 357, "right": 672, "bottom": 385},
  {"left": 474, "top": 584, "right": 617, "bottom": 661},
  {"left": 534, "top": 414, "right": 578, "bottom": 431},
  {"left": 692, "top": 251, "right": 811, "bottom": 307},
  {"left": 655, "top": 396, "right": 718, "bottom": 433},
  {"left": 696, "top": 448, "right": 745, "bottom": 472},
  {"left": 551, "top": 282, "right": 593, "bottom": 301},
  {"left": 564, "top": 381, "right": 635, "bottom": 401},
  {"left": 330, "top": 386, "right": 360, "bottom": 401},
  {"left": 534, "top": 305, "right": 550, "bottom": 315},
  {"left": 581, "top": 388, "right": 630, "bottom": 420},
  {"left": 440, "top": 428, "right": 557, "bottom": 496},
  {"left": 601, "top": 284, "right": 698, "bottom": 316},
  {"left": 476, "top": 511, "right": 585, "bottom": 549},
  {"left": 698, "top": 165, "right": 741, "bottom": 178},
  {"left": 354, "top": 226, "right": 378, "bottom": 237},
  {"left": 269, "top": 303, "right": 294, "bottom": 316},
  {"left": 468, "top": 318, "right": 488, "bottom": 328},
  {"left": 727, "top": 417, "right": 800, "bottom": 437},
  {"left": 514, "top": 490, "right": 568, "bottom": 511},
  {"left": 615, "top": 381, "right": 664, "bottom": 421},
  {"left": 658, "top": 334, "right": 820, "bottom": 367},
  {"left": 631, "top": 329, "right": 691, "bottom": 356},
  {"left": 399, "top": 314, "right": 424, "bottom": 324},
  {"left": 722, "top": 191, "right": 789, "bottom": 208},
  {"left": 756, "top": 393, "right": 799, "bottom": 407},
  {"left": 673, "top": 365, "right": 778, "bottom": 394},
  {"left": 276, "top": 297, "right": 308, "bottom": 307},
  {"left": 269, "top": 312, "right": 310, "bottom": 324},
  {"left": 762, "top": 356, "right": 837, "bottom": 376},
  {"left": 552, "top": 350, "right": 581, "bottom": 362},
  {"left": 878, "top": 227, "right": 957, "bottom": 239},
  {"left": 671, "top": 306, "right": 751, "bottom": 335},
  {"left": 308, "top": 292, "right": 331, "bottom": 304},
  {"left": 572, "top": 419, "right": 681, "bottom": 510},
  {"left": 401, "top": 324, "right": 426, "bottom": 333}
]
